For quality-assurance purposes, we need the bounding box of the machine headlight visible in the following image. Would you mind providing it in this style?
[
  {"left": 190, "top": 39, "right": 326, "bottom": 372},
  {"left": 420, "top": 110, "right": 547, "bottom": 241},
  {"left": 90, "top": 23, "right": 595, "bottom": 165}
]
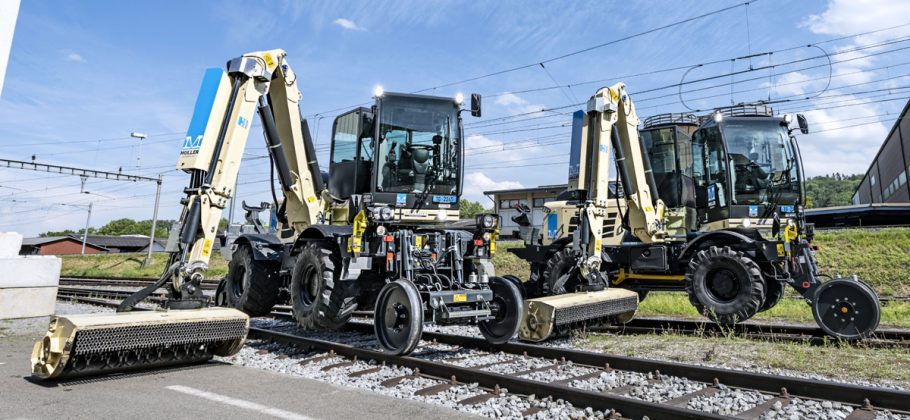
[
  {"left": 783, "top": 114, "right": 793, "bottom": 125},
  {"left": 482, "top": 232, "right": 491, "bottom": 241},
  {"left": 373, "top": 85, "right": 384, "bottom": 98},
  {"left": 376, "top": 225, "right": 387, "bottom": 235},
  {"left": 379, "top": 206, "right": 393, "bottom": 221},
  {"left": 713, "top": 112, "right": 723, "bottom": 123},
  {"left": 481, "top": 214, "right": 496, "bottom": 229},
  {"left": 455, "top": 92, "right": 465, "bottom": 105}
]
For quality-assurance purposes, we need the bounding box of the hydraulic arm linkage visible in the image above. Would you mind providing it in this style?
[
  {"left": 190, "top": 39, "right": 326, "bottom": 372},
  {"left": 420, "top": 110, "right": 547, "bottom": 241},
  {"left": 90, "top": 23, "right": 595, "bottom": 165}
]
[
  {"left": 120, "top": 49, "right": 323, "bottom": 311},
  {"left": 31, "top": 49, "right": 318, "bottom": 380}
]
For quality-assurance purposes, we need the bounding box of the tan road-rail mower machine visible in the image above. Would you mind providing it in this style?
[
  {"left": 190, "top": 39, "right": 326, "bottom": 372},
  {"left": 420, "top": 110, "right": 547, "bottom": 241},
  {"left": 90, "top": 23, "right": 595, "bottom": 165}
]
[{"left": 508, "top": 83, "right": 882, "bottom": 342}]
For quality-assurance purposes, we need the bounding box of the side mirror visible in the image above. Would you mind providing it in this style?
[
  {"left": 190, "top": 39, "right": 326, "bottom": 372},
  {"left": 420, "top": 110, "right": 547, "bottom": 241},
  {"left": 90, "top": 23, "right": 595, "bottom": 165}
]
[
  {"left": 471, "top": 93, "right": 482, "bottom": 118},
  {"left": 797, "top": 113, "right": 809, "bottom": 134}
]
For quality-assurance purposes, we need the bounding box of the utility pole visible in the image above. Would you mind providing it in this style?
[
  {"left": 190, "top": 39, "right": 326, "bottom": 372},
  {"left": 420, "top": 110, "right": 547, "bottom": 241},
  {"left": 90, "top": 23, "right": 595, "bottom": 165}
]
[
  {"left": 131, "top": 132, "right": 148, "bottom": 175},
  {"left": 142, "top": 175, "right": 162, "bottom": 268},
  {"left": 81, "top": 202, "right": 93, "bottom": 255}
]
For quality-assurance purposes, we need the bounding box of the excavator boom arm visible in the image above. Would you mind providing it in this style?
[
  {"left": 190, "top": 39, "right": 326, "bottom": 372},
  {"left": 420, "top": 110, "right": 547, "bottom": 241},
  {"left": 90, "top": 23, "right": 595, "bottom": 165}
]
[{"left": 172, "top": 49, "right": 323, "bottom": 287}]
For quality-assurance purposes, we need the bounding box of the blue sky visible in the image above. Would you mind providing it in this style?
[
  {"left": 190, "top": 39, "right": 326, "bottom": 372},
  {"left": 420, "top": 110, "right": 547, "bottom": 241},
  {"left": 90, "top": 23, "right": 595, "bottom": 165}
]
[{"left": 1, "top": 0, "right": 909, "bottom": 235}]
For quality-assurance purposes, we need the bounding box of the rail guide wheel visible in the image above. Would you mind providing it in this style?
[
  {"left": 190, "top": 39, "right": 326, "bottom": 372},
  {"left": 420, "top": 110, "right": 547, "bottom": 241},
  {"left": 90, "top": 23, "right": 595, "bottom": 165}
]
[
  {"left": 478, "top": 276, "right": 524, "bottom": 344},
  {"left": 374, "top": 279, "right": 423, "bottom": 355},
  {"left": 812, "top": 278, "right": 881, "bottom": 340}
]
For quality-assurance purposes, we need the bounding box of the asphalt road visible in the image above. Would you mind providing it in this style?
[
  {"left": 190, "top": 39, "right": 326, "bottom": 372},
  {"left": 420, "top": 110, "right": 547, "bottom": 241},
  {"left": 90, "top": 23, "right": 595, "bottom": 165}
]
[{"left": 1, "top": 329, "right": 472, "bottom": 420}]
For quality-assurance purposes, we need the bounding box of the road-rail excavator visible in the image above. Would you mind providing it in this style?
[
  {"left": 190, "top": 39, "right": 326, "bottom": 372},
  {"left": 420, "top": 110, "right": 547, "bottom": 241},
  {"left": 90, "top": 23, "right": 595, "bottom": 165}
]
[
  {"left": 510, "top": 83, "right": 882, "bottom": 342},
  {"left": 32, "top": 49, "right": 522, "bottom": 379}
]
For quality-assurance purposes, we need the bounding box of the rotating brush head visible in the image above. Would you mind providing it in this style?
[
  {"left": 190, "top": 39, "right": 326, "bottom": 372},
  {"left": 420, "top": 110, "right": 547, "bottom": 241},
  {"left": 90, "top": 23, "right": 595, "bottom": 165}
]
[{"left": 31, "top": 307, "right": 249, "bottom": 380}]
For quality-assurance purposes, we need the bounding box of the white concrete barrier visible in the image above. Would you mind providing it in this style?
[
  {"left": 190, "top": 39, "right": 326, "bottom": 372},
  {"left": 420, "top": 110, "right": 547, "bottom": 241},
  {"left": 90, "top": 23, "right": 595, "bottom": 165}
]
[{"left": 0, "top": 232, "right": 61, "bottom": 319}]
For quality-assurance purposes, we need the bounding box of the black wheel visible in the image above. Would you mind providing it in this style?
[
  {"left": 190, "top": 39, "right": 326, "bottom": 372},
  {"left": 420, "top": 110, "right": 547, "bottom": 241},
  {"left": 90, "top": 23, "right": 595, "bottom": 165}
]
[
  {"left": 685, "top": 246, "right": 765, "bottom": 325},
  {"left": 214, "top": 278, "right": 228, "bottom": 307},
  {"left": 374, "top": 279, "right": 423, "bottom": 355},
  {"left": 502, "top": 274, "right": 527, "bottom": 299},
  {"left": 224, "top": 245, "right": 280, "bottom": 316},
  {"left": 290, "top": 242, "right": 356, "bottom": 330},
  {"left": 636, "top": 290, "right": 650, "bottom": 302},
  {"left": 812, "top": 278, "right": 881, "bottom": 340},
  {"left": 542, "top": 247, "right": 581, "bottom": 295},
  {"left": 478, "top": 277, "right": 524, "bottom": 344},
  {"left": 759, "top": 278, "right": 785, "bottom": 312}
]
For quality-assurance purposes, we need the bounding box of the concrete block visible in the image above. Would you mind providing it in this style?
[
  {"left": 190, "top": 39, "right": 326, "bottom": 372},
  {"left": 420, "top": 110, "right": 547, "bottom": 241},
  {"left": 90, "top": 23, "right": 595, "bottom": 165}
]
[
  {"left": 0, "top": 256, "right": 61, "bottom": 288},
  {"left": 0, "top": 287, "right": 57, "bottom": 319},
  {"left": 0, "top": 232, "right": 23, "bottom": 257}
]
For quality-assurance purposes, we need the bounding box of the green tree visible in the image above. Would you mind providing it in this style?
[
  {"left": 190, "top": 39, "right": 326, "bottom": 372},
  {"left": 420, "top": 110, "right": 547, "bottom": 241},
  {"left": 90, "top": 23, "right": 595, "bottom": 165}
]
[
  {"left": 804, "top": 174, "right": 862, "bottom": 208},
  {"left": 459, "top": 199, "right": 488, "bottom": 219}
]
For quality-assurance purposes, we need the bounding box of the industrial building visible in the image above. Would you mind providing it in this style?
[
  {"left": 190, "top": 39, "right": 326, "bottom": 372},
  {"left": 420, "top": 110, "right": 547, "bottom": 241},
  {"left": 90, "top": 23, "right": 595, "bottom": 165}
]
[
  {"left": 484, "top": 184, "right": 567, "bottom": 238},
  {"left": 851, "top": 99, "right": 910, "bottom": 205},
  {"left": 803, "top": 99, "right": 910, "bottom": 228},
  {"left": 20, "top": 235, "right": 166, "bottom": 255}
]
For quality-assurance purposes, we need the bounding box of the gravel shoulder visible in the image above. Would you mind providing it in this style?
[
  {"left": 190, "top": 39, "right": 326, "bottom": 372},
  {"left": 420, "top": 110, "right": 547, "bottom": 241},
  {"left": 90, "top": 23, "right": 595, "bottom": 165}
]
[{"left": 574, "top": 331, "right": 910, "bottom": 390}]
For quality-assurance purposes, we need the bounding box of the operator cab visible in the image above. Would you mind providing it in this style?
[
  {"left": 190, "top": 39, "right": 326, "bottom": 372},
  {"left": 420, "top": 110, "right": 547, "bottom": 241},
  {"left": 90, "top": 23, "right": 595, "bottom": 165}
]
[
  {"left": 328, "top": 91, "right": 480, "bottom": 224},
  {"left": 692, "top": 104, "right": 805, "bottom": 226},
  {"left": 639, "top": 113, "right": 700, "bottom": 231}
]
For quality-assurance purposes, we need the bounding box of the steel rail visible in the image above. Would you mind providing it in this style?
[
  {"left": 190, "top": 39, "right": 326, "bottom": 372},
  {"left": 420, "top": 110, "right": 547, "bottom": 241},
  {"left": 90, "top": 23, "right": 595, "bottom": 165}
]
[
  {"left": 247, "top": 326, "right": 725, "bottom": 420},
  {"left": 344, "top": 322, "right": 910, "bottom": 413}
]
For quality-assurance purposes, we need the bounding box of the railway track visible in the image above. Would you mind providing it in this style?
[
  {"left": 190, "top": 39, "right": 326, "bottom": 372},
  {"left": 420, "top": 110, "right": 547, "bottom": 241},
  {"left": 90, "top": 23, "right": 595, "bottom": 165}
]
[
  {"left": 606, "top": 317, "right": 910, "bottom": 349},
  {"left": 55, "top": 292, "right": 910, "bottom": 419},
  {"left": 59, "top": 276, "right": 220, "bottom": 290}
]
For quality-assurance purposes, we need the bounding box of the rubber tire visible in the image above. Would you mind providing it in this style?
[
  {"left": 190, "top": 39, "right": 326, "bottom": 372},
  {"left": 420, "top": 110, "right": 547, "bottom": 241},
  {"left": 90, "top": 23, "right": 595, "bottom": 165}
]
[
  {"left": 478, "top": 277, "right": 524, "bottom": 344},
  {"left": 224, "top": 245, "right": 281, "bottom": 316},
  {"left": 374, "top": 279, "right": 423, "bottom": 355},
  {"left": 542, "top": 247, "right": 580, "bottom": 295},
  {"left": 636, "top": 290, "right": 650, "bottom": 303},
  {"left": 290, "top": 242, "right": 355, "bottom": 330},
  {"left": 685, "top": 246, "right": 765, "bottom": 325},
  {"left": 758, "top": 278, "right": 785, "bottom": 313},
  {"left": 502, "top": 274, "right": 527, "bottom": 299}
]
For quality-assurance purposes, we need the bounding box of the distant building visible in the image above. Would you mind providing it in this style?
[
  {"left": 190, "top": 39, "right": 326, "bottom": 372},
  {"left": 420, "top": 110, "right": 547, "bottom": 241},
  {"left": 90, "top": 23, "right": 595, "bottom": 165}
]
[
  {"left": 852, "top": 99, "right": 910, "bottom": 205},
  {"left": 802, "top": 99, "right": 910, "bottom": 228},
  {"left": 20, "top": 235, "right": 167, "bottom": 255},
  {"left": 484, "top": 185, "right": 567, "bottom": 238}
]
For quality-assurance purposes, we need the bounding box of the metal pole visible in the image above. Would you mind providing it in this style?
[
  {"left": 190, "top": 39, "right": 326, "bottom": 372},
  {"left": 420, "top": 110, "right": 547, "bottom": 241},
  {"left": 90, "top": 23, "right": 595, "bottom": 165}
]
[
  {"left": 81, "top": 202, "right": 93, "bottom": 255},
  {"left": 143, "top": 176, "right": 162, "bottom": 268}
]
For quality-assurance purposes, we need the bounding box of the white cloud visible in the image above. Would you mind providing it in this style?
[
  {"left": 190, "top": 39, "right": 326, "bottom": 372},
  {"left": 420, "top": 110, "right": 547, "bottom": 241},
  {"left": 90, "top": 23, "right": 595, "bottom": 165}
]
[
  {"left": 65, "top": 52, "right": 85, "bottom": 62},
  {"left": 798, "top": 96, "right": 890, "bottom": 176},
  {"left": 491, "top": 92, "right": 546, "bottom": 116},
  {"left": 788, "top": 0, "right": 910, "bottom": 177},
  {"left": 333, "top": 18, "right": 366, "bottom": 32},
  {"left": 463, "top": 171, "right": 522, "bottom": 203},
  {"left": 494, "top": 93, "right": 525, "bottom": 106},
  {"left": 803, "top": 0, "right": 910, "bottom": 45}
]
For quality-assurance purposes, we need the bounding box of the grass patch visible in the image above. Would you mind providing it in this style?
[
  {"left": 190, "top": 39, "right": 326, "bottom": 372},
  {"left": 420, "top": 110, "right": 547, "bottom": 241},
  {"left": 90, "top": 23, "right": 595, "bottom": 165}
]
[
  {"left": 636, "top": 291, "right": 910, "bottom": 329},
  {"left": 585, "top": 332, "right": 910, "bottom": 384},
  {"left": 493, "top": 241, "right": 530, "bottom": 280},
  {"left": 814, "top": 228, "right": 910, "bottom": 296},
  {"left": 60, "top": 252, "right": 228, "bottom": 279}
]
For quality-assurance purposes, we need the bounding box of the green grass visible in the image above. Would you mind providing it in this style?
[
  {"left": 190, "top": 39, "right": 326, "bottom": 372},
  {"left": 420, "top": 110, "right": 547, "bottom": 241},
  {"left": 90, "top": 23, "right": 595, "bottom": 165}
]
[
  {"left": 60, "top": 252, "right": 228, "bottom": 279},
  {"left": 635, "top": 291, "right": 910, "bottom": 329},
  {"left": 813, "top": 228, "right": 910, "bottom": 296}
]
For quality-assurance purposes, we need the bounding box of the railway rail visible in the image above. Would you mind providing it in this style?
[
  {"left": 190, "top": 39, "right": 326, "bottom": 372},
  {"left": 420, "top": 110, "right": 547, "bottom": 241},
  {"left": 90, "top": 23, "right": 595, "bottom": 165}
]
[
  {"left": 606, "top": 317, "right": 910, "bottom": 349},
  {"left": 54, "top": 290, "right": 910, "bottom": 419},
  {"left": 59, "top": 276, "right": 220, "bottom": 290}
]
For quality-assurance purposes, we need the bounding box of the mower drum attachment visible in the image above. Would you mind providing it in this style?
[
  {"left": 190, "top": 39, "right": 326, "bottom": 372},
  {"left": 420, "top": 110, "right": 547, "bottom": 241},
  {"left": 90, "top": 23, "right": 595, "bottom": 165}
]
[
  {"left": 519, "top": 288, "right": 639, "bottom": 342},
  {"left": 31, "top": 308, "right": 249, "bottom": 380}
]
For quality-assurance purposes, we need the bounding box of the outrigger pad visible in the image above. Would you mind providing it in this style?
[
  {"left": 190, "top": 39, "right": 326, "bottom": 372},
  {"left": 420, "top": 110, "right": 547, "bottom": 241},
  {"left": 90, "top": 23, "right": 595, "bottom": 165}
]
[
  {"left": 519, "top": 289, "right": 639, "bottom": 342},
  {"left": 31, "top": 307, "right": 249, "bottom": 380}
]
